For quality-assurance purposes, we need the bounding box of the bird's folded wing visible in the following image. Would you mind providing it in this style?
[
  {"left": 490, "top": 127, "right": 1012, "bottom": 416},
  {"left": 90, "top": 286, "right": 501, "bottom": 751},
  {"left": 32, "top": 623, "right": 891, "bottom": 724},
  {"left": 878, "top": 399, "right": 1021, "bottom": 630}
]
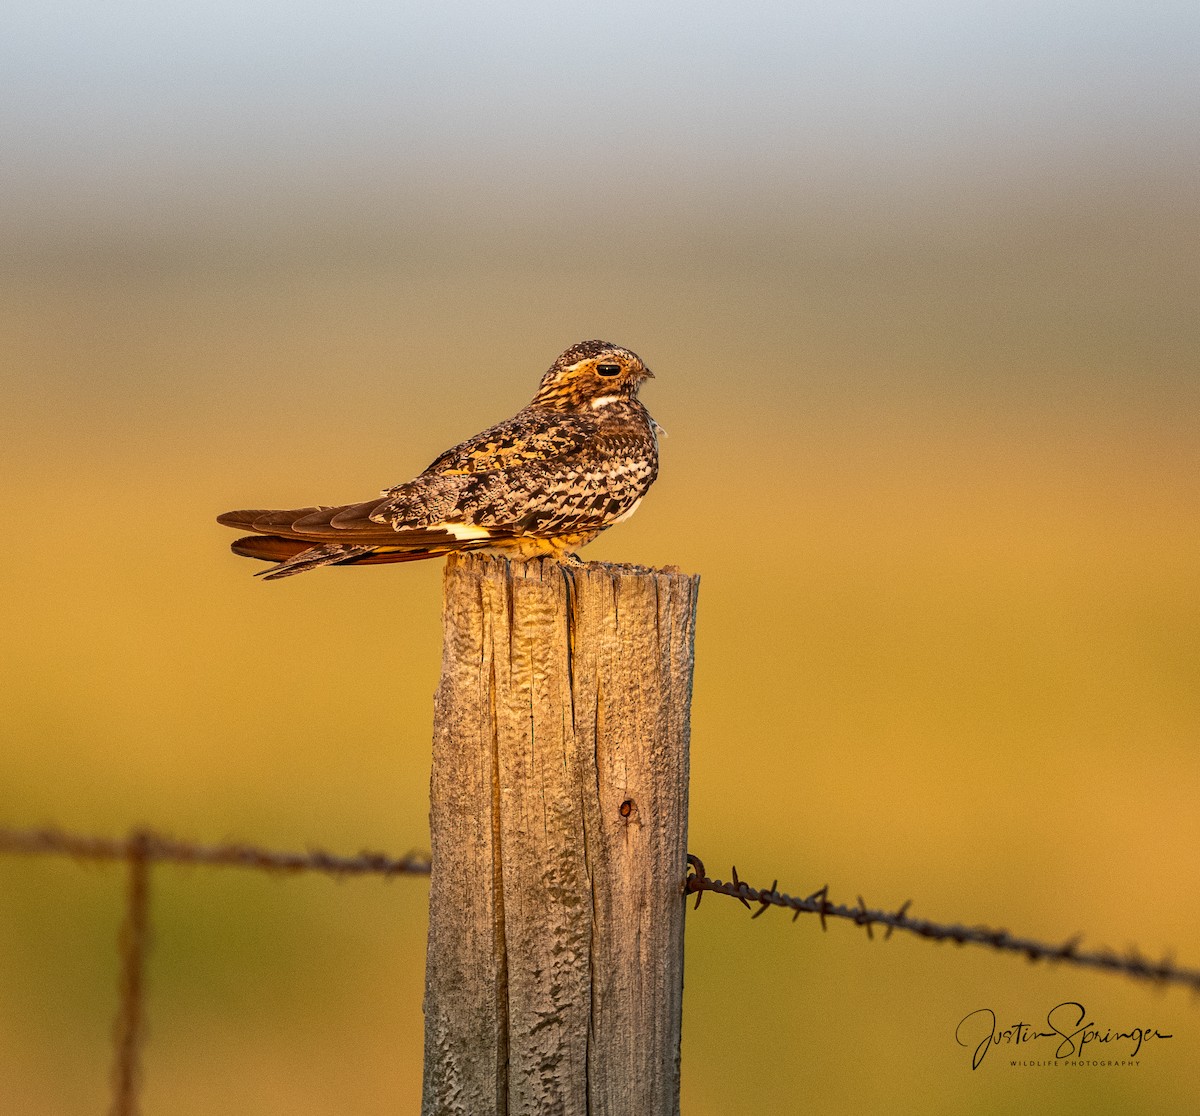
[
  {"left": 416, "top": 412, "right": 596, "bottom": 477},
  {"left": 217, "top": 502, "right": 520, "bottom": 547}
]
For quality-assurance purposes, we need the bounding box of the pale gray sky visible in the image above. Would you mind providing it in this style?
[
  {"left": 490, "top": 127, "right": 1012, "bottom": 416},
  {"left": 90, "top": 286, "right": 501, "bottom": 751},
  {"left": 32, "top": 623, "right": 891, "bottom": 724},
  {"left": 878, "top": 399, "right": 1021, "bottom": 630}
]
[{"left": 3, "top": 1, "right": 1197, "bottom": 228}]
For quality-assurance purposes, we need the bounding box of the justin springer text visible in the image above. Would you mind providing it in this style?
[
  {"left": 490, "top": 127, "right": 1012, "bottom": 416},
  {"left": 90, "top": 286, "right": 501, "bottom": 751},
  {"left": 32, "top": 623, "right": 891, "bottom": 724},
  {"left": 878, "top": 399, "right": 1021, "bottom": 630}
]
[{"left": 955, "top": 1002, "right": 1172, "bottom": 1070}]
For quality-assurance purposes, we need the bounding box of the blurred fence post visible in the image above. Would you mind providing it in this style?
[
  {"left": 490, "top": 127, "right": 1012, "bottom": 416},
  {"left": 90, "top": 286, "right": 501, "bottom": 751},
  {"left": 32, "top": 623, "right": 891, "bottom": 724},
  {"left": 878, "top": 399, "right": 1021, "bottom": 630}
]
[{"left": 421, "top": 553, "right": 699, "bottom": 1116}]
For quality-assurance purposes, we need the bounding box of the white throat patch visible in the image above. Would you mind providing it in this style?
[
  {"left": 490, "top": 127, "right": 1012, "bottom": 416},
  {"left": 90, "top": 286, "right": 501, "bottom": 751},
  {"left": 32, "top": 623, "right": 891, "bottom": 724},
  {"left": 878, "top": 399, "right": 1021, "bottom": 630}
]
[{"left": 590, "top": 395, "right": 622, "bottom": 410}]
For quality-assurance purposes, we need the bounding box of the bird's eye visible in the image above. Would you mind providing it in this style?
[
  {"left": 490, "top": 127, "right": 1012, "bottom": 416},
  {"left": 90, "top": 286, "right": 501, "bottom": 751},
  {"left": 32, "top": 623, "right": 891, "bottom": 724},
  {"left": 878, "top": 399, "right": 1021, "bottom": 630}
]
[{"left": 596, "top": 363, "right": 621, "bottom": 377}]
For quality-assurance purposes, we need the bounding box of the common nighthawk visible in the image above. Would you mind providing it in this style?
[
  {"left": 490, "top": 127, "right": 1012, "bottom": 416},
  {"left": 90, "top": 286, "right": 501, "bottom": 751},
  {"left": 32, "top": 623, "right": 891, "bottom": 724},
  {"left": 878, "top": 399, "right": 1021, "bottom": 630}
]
[{"left": 217, "top": 340, "right": 660, "bottom": 579}]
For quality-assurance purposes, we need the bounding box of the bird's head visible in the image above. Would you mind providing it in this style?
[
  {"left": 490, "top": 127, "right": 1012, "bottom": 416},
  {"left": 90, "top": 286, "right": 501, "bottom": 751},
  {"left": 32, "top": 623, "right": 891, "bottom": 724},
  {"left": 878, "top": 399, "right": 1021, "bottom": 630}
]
[{"left": 531, "top": 340, "right": 653, "bottom": 412}]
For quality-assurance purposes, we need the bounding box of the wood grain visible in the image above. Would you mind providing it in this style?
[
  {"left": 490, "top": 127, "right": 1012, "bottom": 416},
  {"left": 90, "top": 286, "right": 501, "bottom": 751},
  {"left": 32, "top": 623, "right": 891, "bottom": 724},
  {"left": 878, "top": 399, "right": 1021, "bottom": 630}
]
[{"left": 422, "top": 553, "right": 699, "bottom": 1116}]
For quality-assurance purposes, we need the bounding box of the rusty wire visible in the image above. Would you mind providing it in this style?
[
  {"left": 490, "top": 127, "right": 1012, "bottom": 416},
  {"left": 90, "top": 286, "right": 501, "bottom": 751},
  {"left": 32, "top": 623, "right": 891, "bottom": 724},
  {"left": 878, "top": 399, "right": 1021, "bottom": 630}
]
[
  {"left": 683, "top": 854, "right": 1200, "bottom": 993},
  {"left": 0, "top": 825, "right": 432, "bottom": 877}
]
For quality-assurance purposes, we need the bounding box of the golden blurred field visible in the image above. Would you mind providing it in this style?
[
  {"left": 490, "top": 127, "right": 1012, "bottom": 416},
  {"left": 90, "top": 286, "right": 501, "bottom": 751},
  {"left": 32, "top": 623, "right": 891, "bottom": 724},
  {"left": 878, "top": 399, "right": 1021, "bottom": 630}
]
[
  {"left": 2, "top": 6, "right": 1199, "bottom": 1113},
  {"left": 3, "top": 206, "right": 1197, "bottom": 1112}
]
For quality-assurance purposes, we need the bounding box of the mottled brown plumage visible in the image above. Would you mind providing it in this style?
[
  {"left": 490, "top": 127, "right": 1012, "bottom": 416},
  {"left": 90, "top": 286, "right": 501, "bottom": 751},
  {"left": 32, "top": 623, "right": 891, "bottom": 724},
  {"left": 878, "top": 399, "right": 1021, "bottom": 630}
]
[{"left": 217, "top": 340, "right": 660, "bottom": 579}]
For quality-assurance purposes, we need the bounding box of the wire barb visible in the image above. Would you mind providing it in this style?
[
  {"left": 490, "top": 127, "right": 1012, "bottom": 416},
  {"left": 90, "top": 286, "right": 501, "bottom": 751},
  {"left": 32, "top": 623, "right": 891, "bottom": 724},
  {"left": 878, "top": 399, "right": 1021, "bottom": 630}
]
[
  {"left": 685, "top": 854, "right": 706, "bottom": 910},
  {"left": 883, "top": 900, "right": 911, "bottom": 940},
  {"left": 855, "top": 895, "right": 874, "bottom": 940}
]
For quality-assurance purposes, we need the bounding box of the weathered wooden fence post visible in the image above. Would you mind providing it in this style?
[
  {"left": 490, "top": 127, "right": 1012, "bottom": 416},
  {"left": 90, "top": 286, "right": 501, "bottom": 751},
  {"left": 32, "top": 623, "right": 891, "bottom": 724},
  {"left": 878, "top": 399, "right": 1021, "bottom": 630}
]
[{"left": 422, "top": 553, "right": 699, "bottom": 1116}]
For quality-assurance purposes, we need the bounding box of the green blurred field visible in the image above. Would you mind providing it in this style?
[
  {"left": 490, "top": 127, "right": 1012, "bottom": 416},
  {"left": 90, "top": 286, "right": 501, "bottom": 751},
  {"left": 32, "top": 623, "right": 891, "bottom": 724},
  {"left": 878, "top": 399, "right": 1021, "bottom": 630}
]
[{"left": 2, "top": 185, "right": 1197, "bottom": 1113}]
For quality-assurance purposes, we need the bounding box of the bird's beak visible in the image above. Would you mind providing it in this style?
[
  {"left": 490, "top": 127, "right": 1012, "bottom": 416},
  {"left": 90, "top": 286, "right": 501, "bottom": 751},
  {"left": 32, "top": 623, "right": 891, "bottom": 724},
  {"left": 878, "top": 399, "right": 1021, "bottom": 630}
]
[{"left": 641, "top": 366, "right": 655, "bottom": 380}]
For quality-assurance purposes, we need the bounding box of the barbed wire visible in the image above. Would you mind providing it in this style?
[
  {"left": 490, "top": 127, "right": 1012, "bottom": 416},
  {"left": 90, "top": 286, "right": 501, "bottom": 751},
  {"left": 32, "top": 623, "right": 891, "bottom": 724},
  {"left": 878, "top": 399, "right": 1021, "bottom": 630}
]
[
  {"left": 0, "top": 825, "right": 432, "bottom": 877},
  {"left": 4, "top": 826, "right": 1195, "bottom": 993},
  {"left": 3, "top": 823, "right": 1198, "bottom": 1113},
  {"left": 683, "top": 854, "right": 1200, "bottom": 993}
]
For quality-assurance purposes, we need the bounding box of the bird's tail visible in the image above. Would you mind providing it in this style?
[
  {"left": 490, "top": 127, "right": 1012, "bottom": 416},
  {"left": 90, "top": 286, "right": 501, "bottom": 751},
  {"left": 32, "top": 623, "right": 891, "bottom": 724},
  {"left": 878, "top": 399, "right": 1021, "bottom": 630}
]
[{"left": 229, "top": 535, "right": 477, "bottom": 580}]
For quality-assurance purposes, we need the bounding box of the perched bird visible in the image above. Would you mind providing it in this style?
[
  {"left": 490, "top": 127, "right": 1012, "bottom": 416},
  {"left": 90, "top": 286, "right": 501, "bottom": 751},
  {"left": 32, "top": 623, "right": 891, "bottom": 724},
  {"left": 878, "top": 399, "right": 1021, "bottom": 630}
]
[{"left": 217, "top": 340, "right": 660, "bottom": 579}]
